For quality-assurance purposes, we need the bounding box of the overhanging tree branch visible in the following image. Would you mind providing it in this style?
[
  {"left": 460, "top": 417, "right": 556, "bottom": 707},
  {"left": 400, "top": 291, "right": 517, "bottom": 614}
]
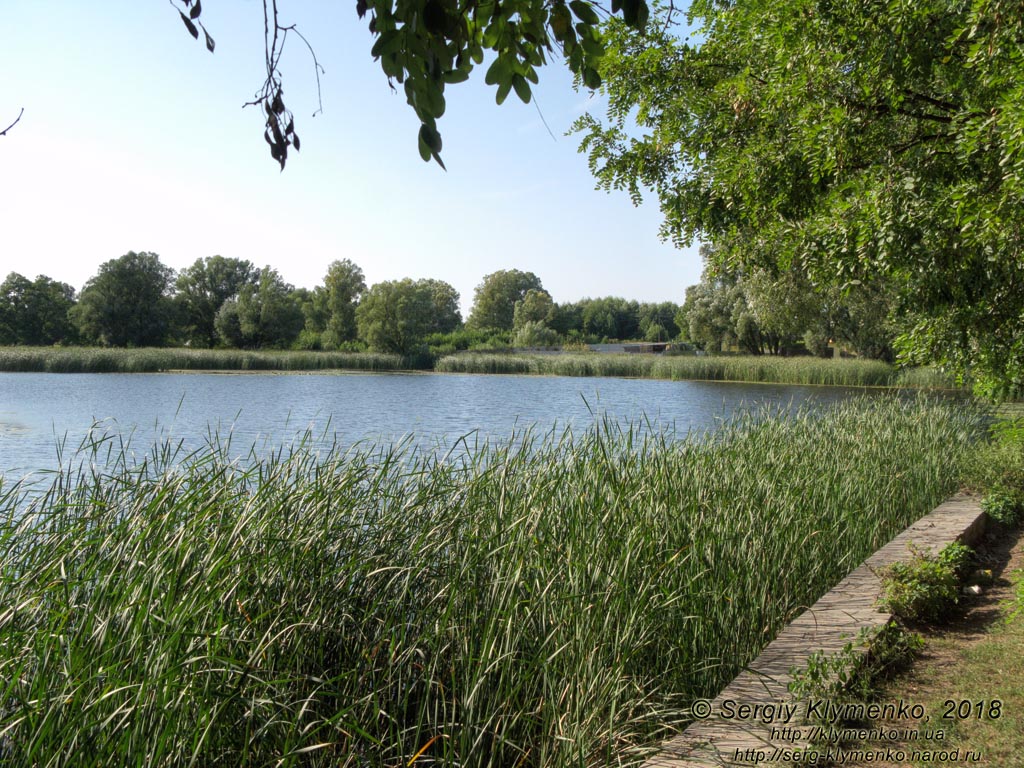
[
  {"left": 1, "top": 108, "right": 24, "bottom": 136},
  {"left": 169, "top": 0, "right": 650, "bottom": 170}
]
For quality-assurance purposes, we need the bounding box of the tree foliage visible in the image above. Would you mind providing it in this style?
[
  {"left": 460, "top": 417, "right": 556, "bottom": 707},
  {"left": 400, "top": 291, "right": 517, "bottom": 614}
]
[
  {"left": 468, "top": 269, "right": 544, "bottom": 330},
  {"left": 581, "top": 296, "right": 640, "bottom": 340},
  {"left": 217, "top": 267, "right": 305, "bottom": 349},
  {"left": 73, "top": 252, "right": 175, "bottom": 347},
  {"left": 356, "top": 278, "right": 461, "bottom": 354},
  {"left": 637, "top": 300, "right": 678, "bottom": 341},
  {"left": 320, "top": 259, "right": 367, "bottom": 347},
  {"left": 678, "top": 247, "right": 896, "bottom": 358},
  {"left": 513, "top": 320, "right": 561, "bottom": 347},
  {"left": 169, "top": 0, "right": 651, "bottom": 169},
  {"left": 420, "top": 278, "right": 463, "bottom": 334},
  {"left": 175, "top": 256, "right": 260, "bottom": 347},
  {"left": 576, "top": 0, "right": 1024, "bottom": 394},
  {"left": 513, "top": 288, "right": 556, "bottom": 330},
  {"left": 679, "top": 272, "right": 758, "bottom": 354},
  {"left": 0, "top": 273, "right": 77, "bottom": 346}
]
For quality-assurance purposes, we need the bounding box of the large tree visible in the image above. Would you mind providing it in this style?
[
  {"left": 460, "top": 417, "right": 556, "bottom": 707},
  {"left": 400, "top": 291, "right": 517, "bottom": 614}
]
[
  {"left": 512, "top": 288, "right": 556, "bottom": 330},
  {"left": 174, "top": 256, "right": 260, "bottom": 347},
  {"left": 576, "top": 0, "right": 1024, "bottom": 395},
  {"left": 321, "top": 259, "right": 367, "bottom": 347},
  {"left": 216, "top": 267, "right": 305, "bottom": 349},
  {"left": 679, "top": 272, "right": 763, "bottom": 354},
  {"left": 73, "top": 252, "right": 175, "bottom": 347},
  {"left": 637, "top": 301, "right": 679, "bottom": 342},
  {"left": 580, "top": 296, "right": 640, "bottom": 340},
  {"left": 357, "top": 278, "right": 460, "bottom": 354},
  {"left": 467, "top": 269, "right": 544, "bottom": 330},
  {"left": 0, "top": 273, "right": 77, "bottom": 346},
  {"left": 419, "top": 278, "right": 462, "bottom": 334}
]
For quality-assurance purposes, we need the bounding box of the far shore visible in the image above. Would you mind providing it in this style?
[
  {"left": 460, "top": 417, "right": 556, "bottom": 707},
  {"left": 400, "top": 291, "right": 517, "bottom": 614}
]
[{"left": 0, "top": 345, "right": 967, "bottom": 391}]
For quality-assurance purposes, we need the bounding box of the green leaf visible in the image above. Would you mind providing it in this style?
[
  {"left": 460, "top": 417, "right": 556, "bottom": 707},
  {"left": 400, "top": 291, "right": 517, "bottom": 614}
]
[
  {"left": 550, "top": 3, "right": 573, "bottom": 40},
  {"left": 444, "top": 69, "right": 471, "bottom": 84},
  {"left": 569, "top": 0, "right": 600, "bottom": 26},
  {"left": 581, "top": 33, "right": 604, "bottom": 58},
  {"left": 496, "top": 80, "right": 513, "bottom": 105},
  {"left": 419, "top": 122, "right": 443, "bottom": 154},
  {"left": 485, "top": 56, "right": 510, "bottom": 86},
  {"left": 568, "top": 45, "right": 583, "bottom": 73},
  {"left": 512, "top": 75, "right": 532, "bottom": 103},
  {"left": 417, "top": 130, "right": 432, "bottom": 163},
  {"left": 482, "top": 22, "right": 500, "bottom": 48},
  {"left": 620, "top": 0, "right": 647, "bottom": 27},
  {"left": 371, "top": 30, "right": 403, "bottom": 58},
  {"left": 179, "top": 11, "right": 199, "bottom": 39},
  {"left": 633, "top": 1, "right": 649, "bottom": 28}
]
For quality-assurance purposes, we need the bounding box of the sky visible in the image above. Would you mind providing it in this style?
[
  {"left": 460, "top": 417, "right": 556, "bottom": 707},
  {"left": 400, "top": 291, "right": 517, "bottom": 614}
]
[{"left": 1, "top": 1, "right": 701, "bottom": 317}]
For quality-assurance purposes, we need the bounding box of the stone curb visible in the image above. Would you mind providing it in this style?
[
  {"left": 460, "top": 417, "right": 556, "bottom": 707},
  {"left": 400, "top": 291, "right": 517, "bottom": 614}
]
[{"left": 643, "top": 493, "right": 987, "bottom": 767}]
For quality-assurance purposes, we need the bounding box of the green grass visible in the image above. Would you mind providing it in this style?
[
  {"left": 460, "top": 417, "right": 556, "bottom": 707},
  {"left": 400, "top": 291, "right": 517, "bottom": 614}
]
[
  {"left": 435, "top": 352, "right": 959, "bottom": 389},
  {"left": 936, "top": 570, "right": 1024, "bottom": 768},
  {"left": 0, "top": 398, "right": 981, "bottom": 766},
  {"left": 0, "top": 347, "right": 407, "bottom": 373}
]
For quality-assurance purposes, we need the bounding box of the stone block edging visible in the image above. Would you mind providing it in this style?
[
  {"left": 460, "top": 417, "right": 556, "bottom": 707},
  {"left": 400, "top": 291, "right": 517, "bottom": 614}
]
[{"left": 644, "top": 493, "right": 986, "bottom": 767}]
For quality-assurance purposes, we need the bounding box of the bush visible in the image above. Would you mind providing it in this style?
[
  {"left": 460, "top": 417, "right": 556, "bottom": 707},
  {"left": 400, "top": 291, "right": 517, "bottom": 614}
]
[
  {"left": 937, "top": 541, "right": 975, "bottom": 580},
  {"left": 982, "top": 485, "right": 1024, "bottom": 526},
  {"left": 512, "top": 321, "right": 560, "bottom": 348},
  {"left": 878, "top": 542, "right": 974, "bottom": 623},
  {"left": 292, "top": 328, "right": 323, "bottom": 350},
  {"left": 789, "top": 623, "right": 924, "bottom": 715}
]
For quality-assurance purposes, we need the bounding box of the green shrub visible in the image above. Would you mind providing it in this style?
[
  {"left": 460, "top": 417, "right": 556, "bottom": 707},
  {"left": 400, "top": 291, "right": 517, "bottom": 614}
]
[
  {"left": 982, "top": 485, "right": 1024, "bottom": 526},
  {"left": 878, "top": 543, "right": 974, "bottom": 622},
  {"left": 291, "top": 328, "right": 323, "bottom": 350},
  {"left": 789, "top": 623, "right": 923, "bottom": 717},
  {"left": 937, "top": 541, "right": 975, "bottom": 580},
  {"left": 512, "top": 321, "right": 561, "bottom": 348}
]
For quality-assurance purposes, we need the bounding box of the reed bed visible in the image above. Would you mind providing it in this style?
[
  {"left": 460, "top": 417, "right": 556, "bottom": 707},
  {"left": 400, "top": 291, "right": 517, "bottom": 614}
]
[
  {"left": 0, "top": 398, "right": 980, "bottom": 766},
  {"left": 435, "top": 353, "right": 959, "bottom": 389},
  {"left": 0, "top": 347, "right": 406, "bottom": 373}
]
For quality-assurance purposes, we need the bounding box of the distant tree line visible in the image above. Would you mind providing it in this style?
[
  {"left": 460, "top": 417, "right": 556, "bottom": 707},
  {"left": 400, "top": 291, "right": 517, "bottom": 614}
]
[
  {"left": 0, "top": 251, "right": 898, "bottom": 359},
  {"left": 677, "top": 245, "right": 897, "bottom": 361}
]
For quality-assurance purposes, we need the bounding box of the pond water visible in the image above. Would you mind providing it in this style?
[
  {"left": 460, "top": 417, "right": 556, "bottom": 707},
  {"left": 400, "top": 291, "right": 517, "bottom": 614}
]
[{"left": 0, "top": 371, "right": 881, "bottom": 480}]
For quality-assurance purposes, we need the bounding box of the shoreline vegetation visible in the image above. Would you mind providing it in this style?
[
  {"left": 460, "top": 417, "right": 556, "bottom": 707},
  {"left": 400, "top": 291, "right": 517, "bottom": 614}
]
[
  {"left": 0, "top": 346, "right": 961, "bottom": 389},
  {"left": 0, "top": 398, "right": 982, "bottom": 766},
  {"left": 434, "top": 353, "right": 959, "bottom": 389}
]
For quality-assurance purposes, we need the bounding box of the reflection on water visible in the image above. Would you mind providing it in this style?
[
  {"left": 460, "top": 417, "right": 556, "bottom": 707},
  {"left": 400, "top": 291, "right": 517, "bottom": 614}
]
[
  {"left": 0, "top": 417, "right": 30, "bottom": 437},
  {"left": 0, "top": 370, "right": 882, "bottom": 480}
]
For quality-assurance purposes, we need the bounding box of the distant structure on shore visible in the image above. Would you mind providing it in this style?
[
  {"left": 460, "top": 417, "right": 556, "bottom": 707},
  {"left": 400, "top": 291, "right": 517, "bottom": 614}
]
[{"left": 589, "top": 342, "right": 674, "bottom": 354}]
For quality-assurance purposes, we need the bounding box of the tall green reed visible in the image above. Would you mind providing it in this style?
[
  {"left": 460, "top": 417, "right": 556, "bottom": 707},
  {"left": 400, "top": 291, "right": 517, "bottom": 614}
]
[
  {"left": 435, "top": 353, "right": 960, "bottom": 389},
  {"left": 0, "top": 347, "right": 406, "bottom": 373},
  {"left": 0, "top": 398, "right": 980, "bottom": 766}
]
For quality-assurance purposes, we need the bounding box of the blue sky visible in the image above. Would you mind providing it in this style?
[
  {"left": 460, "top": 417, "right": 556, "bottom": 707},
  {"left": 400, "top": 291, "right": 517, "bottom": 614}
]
[{"left": 2, "top": 1, "right": 701, "bottom": 317}]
